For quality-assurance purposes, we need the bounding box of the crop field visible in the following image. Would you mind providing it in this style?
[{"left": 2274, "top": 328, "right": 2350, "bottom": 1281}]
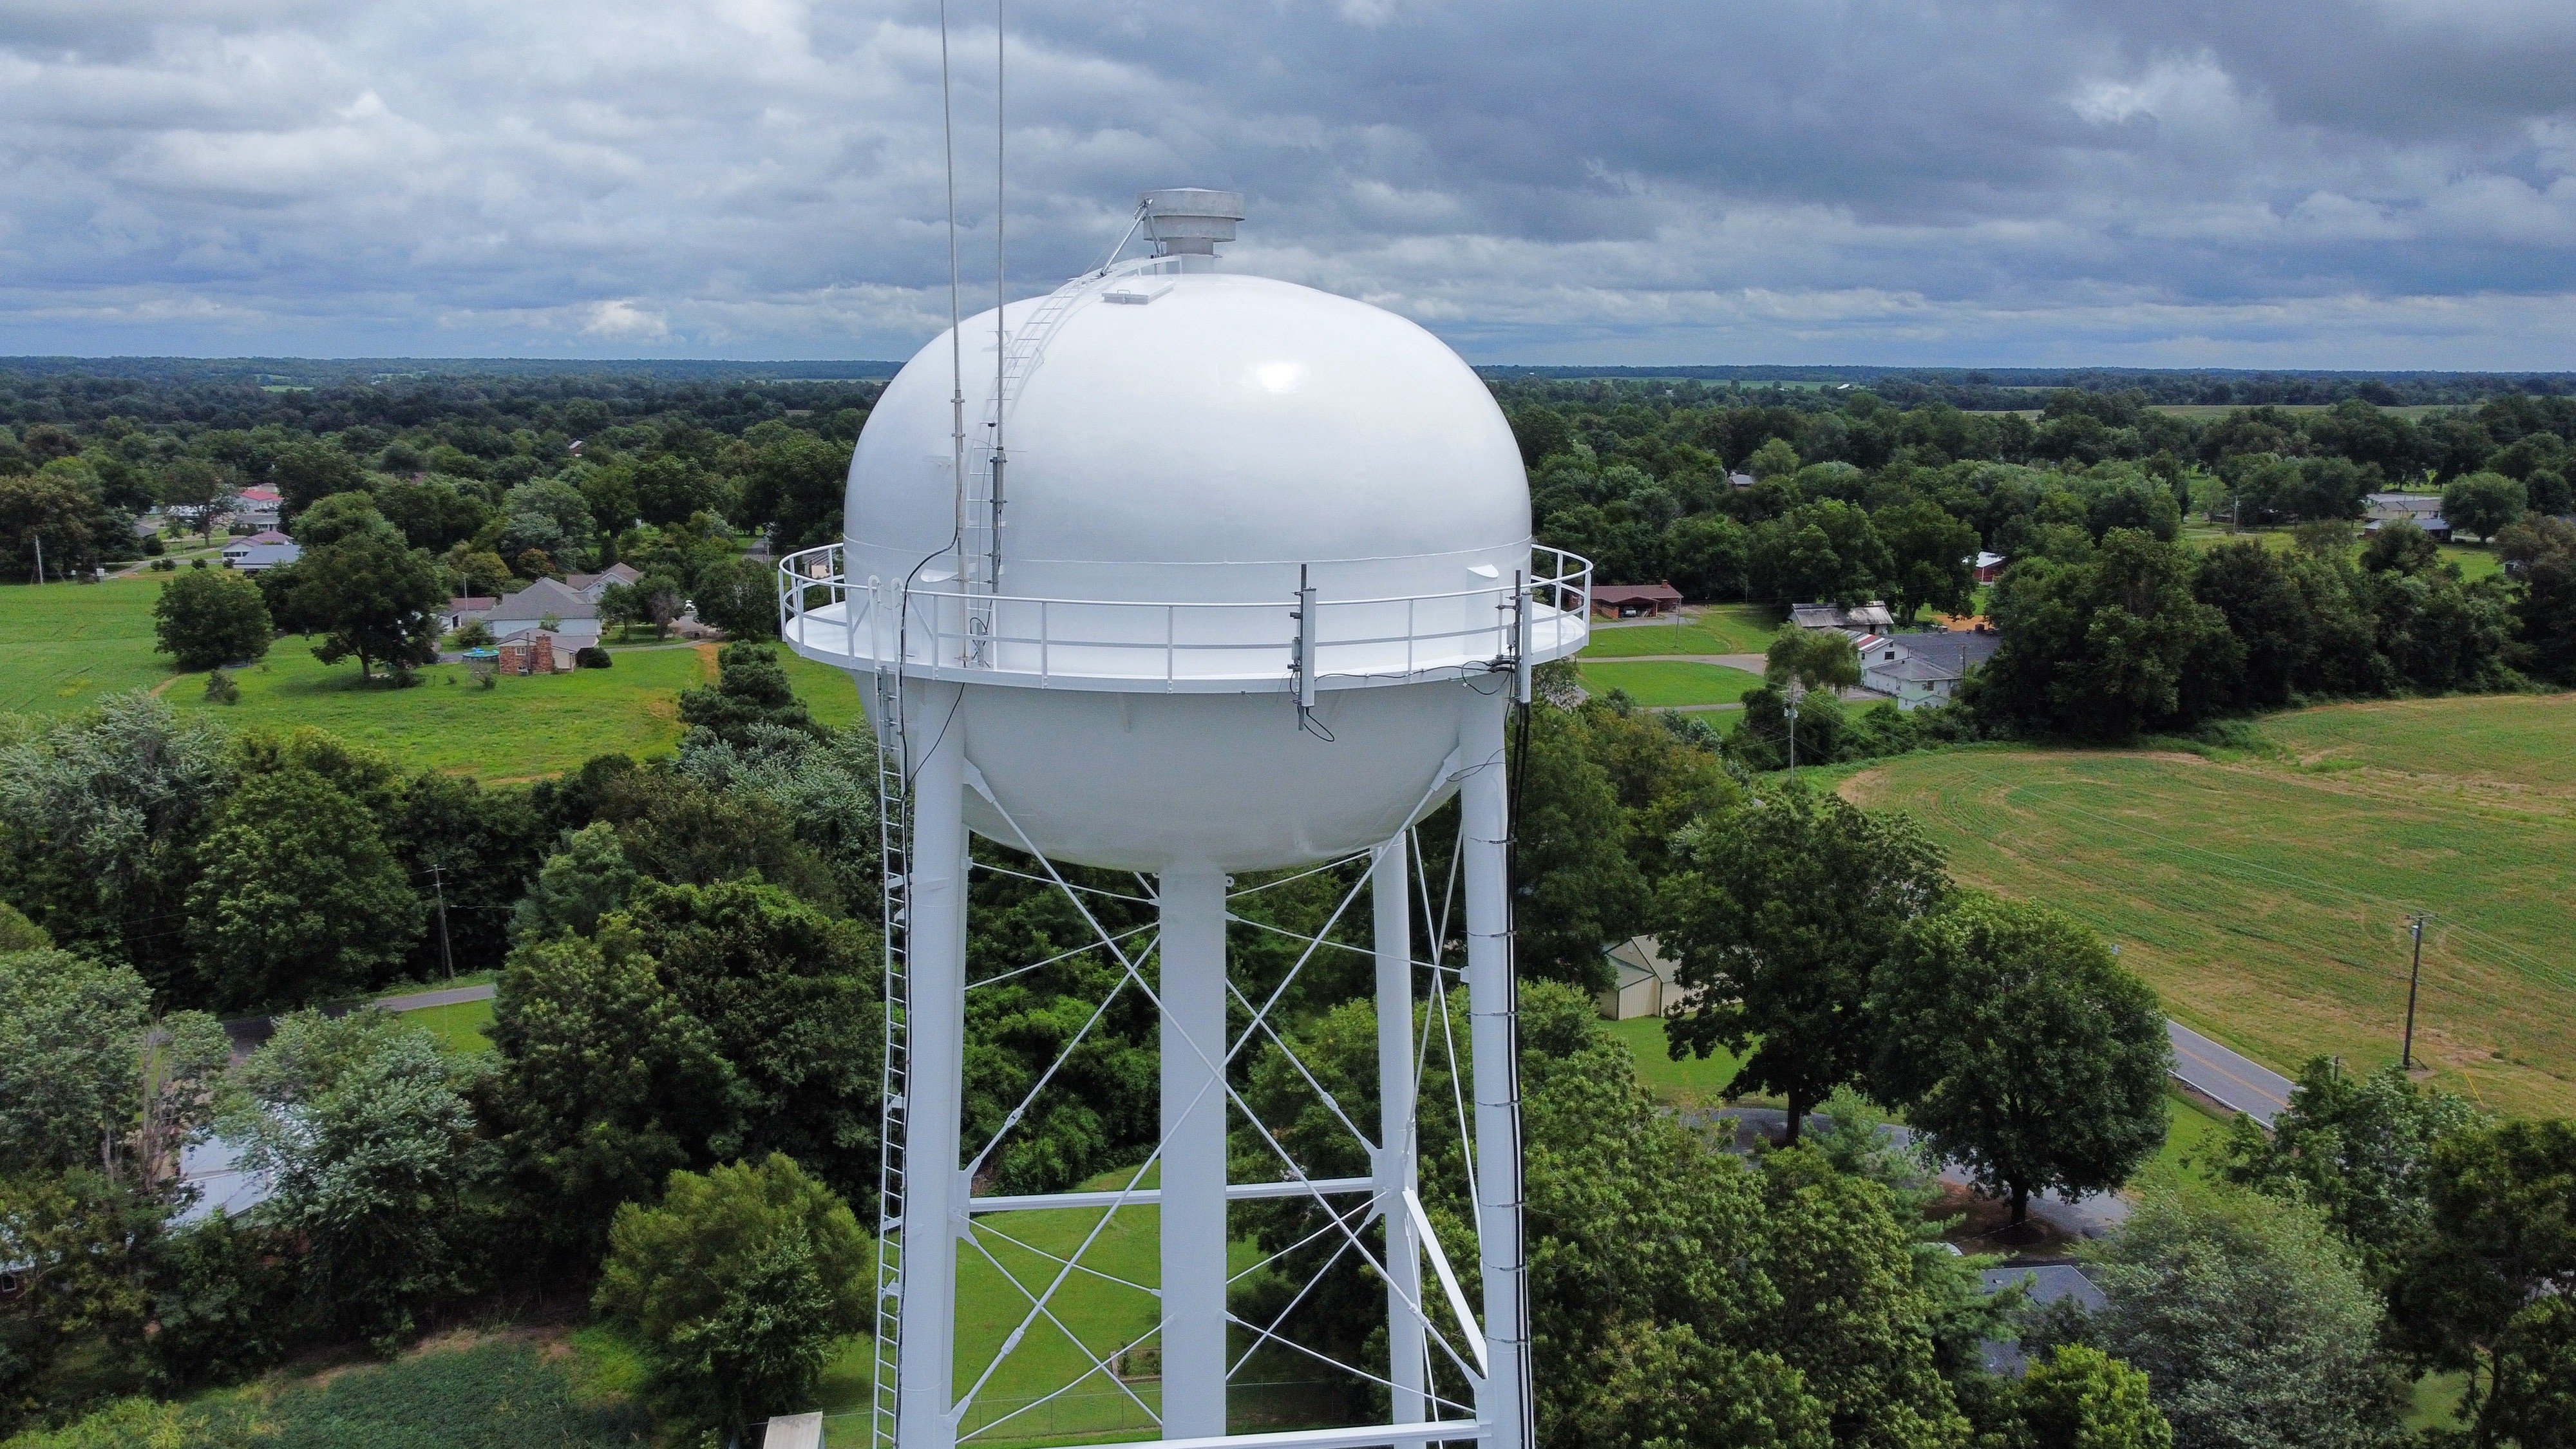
[
  {"left": 0, "top": 577, "right": 868, "bottom": 777},
  {"left": 1580, "top": 603, "right": 1781, "bottom": 658},
  {"left": 1841, "top": 693, "right": 2576, "bottom": 1120},
  {"left": 1577, "top": 660, "right": 1764, "bottom": 708}
]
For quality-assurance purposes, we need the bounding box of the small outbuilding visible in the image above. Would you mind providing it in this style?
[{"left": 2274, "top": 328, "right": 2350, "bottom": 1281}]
[
  {"left": 1591, "top": 582, "right": 1685, "bottom": 620},
  {"left": 1596, "top": 936, "right": 1686, "bottom": 1021}
]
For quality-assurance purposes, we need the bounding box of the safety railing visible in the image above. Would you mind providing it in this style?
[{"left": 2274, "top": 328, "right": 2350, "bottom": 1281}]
[{"left": 778, "top": 543, "right": 1591, "bottom": 691}]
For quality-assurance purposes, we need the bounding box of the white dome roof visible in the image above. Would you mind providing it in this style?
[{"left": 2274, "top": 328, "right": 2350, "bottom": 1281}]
[{"left": 846, "top": 266, "right": 1530, "bottom": 605}]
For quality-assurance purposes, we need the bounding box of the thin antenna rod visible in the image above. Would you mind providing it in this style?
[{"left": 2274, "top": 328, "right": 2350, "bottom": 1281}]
[
  {"left": 940, "top": 1, "right": 966, "bottom": 573},
  {"left": 989, "top": 0, "right": 1008, "bottom": 595}
]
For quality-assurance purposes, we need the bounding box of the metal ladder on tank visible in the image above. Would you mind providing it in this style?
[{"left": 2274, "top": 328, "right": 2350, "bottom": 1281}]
[
  {"left": 961, "top": 279, "right": 1084, "bottom": 656},
  {"left": 869, "top": 646, "right": 913, "bottom": 1449}
]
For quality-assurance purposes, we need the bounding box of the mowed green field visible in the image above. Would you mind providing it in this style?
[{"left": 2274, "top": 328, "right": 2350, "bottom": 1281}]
[
  {"left": 0, "top": 577, "right": 869, "bottom": 777},
  {"left": 1841, "top": 694, "right": 2576, "bottom": 1119},
  {"left": 1577, "top": 661, "right": 1765, "bottom": 708},
  {"left": 1580, "top": 603, "right": 1781, "bottom": 658},
  {"left": 0, "top": 576, "right": 174, "bottom": 712}
]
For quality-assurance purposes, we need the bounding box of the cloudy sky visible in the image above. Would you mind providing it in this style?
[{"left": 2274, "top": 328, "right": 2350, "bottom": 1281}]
[{"left": 3, "top": 0, "right": 2573, "bottom": 365}]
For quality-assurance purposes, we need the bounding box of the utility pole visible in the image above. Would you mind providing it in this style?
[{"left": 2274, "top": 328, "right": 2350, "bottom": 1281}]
[
  {"left": 1785, "top": 678, "right": 1801, "bottom": 780},
  {"left": 30, "top": 533, "right": 42, "bottom": 585},
  {"left": 428, "top": 863, "right": 455, "bottom": 981},
  {"left": 2402, "top": 913, "right": 2427, "bottom": 1070}
]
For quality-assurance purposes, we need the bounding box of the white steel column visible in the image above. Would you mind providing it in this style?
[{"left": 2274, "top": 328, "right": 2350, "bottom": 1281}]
[
  {"left": 1459, "top": 692, "right": 1530, "bottom": 1449},
  {"left": 1159, "top": 867, "right": 1231, "bottom": 1439},
  {"left": 1372, "top": 835, "right": 1427, "bottom": 1424},
  {"left": 898, "top": 680, "right": 969, "bottom": 1449}
]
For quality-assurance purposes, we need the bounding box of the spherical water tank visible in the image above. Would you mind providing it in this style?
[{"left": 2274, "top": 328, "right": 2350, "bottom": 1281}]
[{"left": 788, "top": 245, "right": 1587, "bottom": 872}]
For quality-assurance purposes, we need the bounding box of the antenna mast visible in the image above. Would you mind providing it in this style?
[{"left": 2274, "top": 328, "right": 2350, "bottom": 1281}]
[{"left": 987, "top": 0, "right": 1008, "bottom": 597}]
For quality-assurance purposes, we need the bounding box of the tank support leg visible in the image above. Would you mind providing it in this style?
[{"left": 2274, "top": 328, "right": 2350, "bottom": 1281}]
[
  {"left": 898, "top": 681, "right": 969, "bottom": 1449},
  {"left": 1461, "top": 691, "right": 1530, "bottom": 1449},
  {"left": 1374, "top": 833, "right": 1428, "bottom": 1424},
  {"left": 1159, "top": 867, "right": 1231, "bottom": 1439}
]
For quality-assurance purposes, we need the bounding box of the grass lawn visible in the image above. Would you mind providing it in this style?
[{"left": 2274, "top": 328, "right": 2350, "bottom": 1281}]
[
  {"left": 405, "top": 997, "right": 497, "bottom": 1054},
  {"left": 0, "top": 573, "right": 869, "bottom": 775},
  {"left": 1580, "top": 603, "right": 1781, "bottom": 658},
  {"left": 1603, "top": 1015, "right": 1745, "bottom": 1108},
  {"left": 1840, "top": 693, "right": 2576, "bottom": 1120},
  {"left": 0, "top": 577, "right": 173, "bottom": 714},
  {"left": 815, "top": 1162, "right": 1306, "bottom": 1447},
  {"left": 1577, "top": 660, "right": 1764, "bottom": 708},
  {"left": 2138, "top": 1089, "right": 2235, "bottom": 1188}
]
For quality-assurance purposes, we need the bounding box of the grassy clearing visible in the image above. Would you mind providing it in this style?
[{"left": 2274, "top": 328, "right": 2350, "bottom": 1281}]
[
  {"left": 1582, "top": 603, "right": 1781, "bottom": 658},
  {"left": 1603, "top": 1015, "right": 1745, "bottom": 1108},
  {"left": 0, "top": 578, "right": 172, "bottom": 714},
  {"left": 1577, "top": 661, "right": 1763, "bottom": 708},
  {"left": 6, "top": 1334, "right": 650, "bottom": 1448},
  {"left": 1840, "top": 694, "right": 2576, "bottom": 1120},
  {"left": 404, "top": 998, "right": 497, "bottom": 1054},
  {"left": 2137, "top": 1090, "right": 2233, "bottom": 1189},
  {"left": 164, "top": 645, "right": 713, "bottom": 779},
  {"left": 0, "top": 573, "right": 869, "bottom": 771}
]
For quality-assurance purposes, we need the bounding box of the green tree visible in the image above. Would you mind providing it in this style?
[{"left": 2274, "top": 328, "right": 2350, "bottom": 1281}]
[
  {"left": 734, "top": 429, "right": 849, "bottom": 549},
  {"left": 1975, "top": 529, "right": 2240, "bottom": 740},
  {"left": 2359, "top": 517, "right": 2440, "bottom": 576},
  {"left": 366, "top": 475, "right": 490, "bottom": 551},
  {"left": 1750, "top": 437, "right": 1803, "bottom": 480},
  {"left": 0, "top": 694, "right": 231, "bottom": 996},
  {"left": 2055, "top": 1184, "right": 2397, "bottom": 1449},
  {"left": 482, "top": 933, "right": 734, "bottom": 1260},
  {"left": 1566, "top": 1321, "right": 1829, "bottom": 1449},
  {"left": 283, "top": 528, "right": 445, "bottom": 680},
  {"left": 0, "top": 471, "right": 114, "bottom": 578},
  {"left": 2005, "top": 1345, "right": 2172, "bottom": 1449},
  {"left": 510, "top": 820, "right": 640, "bottom": 942},
  {"left": 2483, "top": 1294, "right": 2576, "bottom": 1449},
  {"left": 594, "top": 1153, "right": 873, "bottom": 1439},
  {"left": 0, "top": 1169, "right": 162, "bottom": 1432},
  {"left": 1666, "top": 513, "right": 1752, "bottom": 601},
  {"left": 677, "top": 643, "right": 823, "bottom": 748},
  {"left": 185, "top": 766, "right": 422, "bottom": 1009},
  {"left": 1876, "top": 498, "right": 1979, "bottom": 624},
  {"left": 270, "top": 439, "right": 366, "bottom": 521},
  {"left": 1510, "top": 704, "right": 1651, "bottom": 990},
  {"left": 151, "top": 568, "right": 272, "bottom": 671},
  {"left": 1656, "top": 785, "right": 1949, "bottom": 1142},
  {"left": 1752, "top": 500, "right": 1893, "bottom": 606},
  {"left": 693, "top": 553, "right": 780, "bottom": 640},
  {"left": 229, "top": 1010, "right": 488, "bottom": 1347},
  {"left": 600, "top": 569, "right": 685, "bottom": 640},
  {"left": 0, "top": 951, "right": 148, "bottom": 1175},
  {"left": 2212, "top": 1057, "right": 2480, "bottom": 1289},
  {"left": 289, "top": 491, "right": 398, "bottom": 547},
  {"left": 2439, "top": 470, "right": 2525, "bottom": 544},
  {"left": 155, "top": 457, "right": 232, "bottom": 543},
  {"left": 1870, "top": 895, "right": 2170, "bottom": 1227},
  {"left": 2389, "top": 1119, "right": 2576, "bottom": 1440}
]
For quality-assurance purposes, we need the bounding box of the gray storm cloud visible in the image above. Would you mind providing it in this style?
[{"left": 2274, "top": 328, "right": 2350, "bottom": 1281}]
[{"left": 0, "top": 0, "right": 2570, "bottom": 363}]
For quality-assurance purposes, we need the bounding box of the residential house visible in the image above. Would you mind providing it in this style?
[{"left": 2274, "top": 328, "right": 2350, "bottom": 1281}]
[
  {"left": 1789, "top": 600, "right": 1896, "bottom": 632},
  {"left": 1966, "top": 551, "right": 2007, "bottom": 584},
  {"left": 231, "top": 486, "right": 283, "bottom": 529},
  {"left": 443, "top": 596, "right": 498, "bottom": 633},
  {"left": 1596, "top": 936, "right": 1685, "bottom": 1021},
  {"left": 495, "top": 628, "right": 576, "bottom": 675},
  {"left": 1591, "top": 582, "right": 1685, "bottom": 620},
  {"left": 219, "top": 530, "right": 301, "bottom": 573},
  {"left": 482, "top": 576, "right": 602, "bottom": 640},
  {"left": 1857, "top": 630, "right": 2002, "bottom": 710},
  {"left": 1727, "top": 471, "right": 1756, "bottom": 490},
  {"left": 1978, "top": 1265, "right": 2106, "bottom": 1375},
  {"left": 2365, "top": 492, "right": 2452, "bottom": 542},
  {"left": 564, "top": 562, "right": 642, "bottom": 604}
]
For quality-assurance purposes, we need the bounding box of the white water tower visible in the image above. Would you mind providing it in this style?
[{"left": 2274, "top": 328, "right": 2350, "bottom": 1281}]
[{"left": 782, "top": 188, "right": 1589, "bottom": 1449}]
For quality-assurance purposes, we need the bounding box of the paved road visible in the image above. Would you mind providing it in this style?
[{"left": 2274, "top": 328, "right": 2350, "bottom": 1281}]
[
  {"left": 378, "top": 982, "right": 499, "bottom": 1012},
  {"left": 2166, "top": 1020, "right": 2294, "bottom": 1126}
]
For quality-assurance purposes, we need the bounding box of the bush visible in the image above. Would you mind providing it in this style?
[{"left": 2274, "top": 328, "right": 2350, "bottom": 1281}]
[
  {"left": 149, "top": 557, "right": 175, "bottom": 571},
  {"left": 574, "top": 645, "right": 611, "bottom": 668},
  {"left": 140, "top": 534, "right": 163, "bottom": 557},
  {"left": 202, "top": 670, "right": 239, "bottom": 705},
  {"left": 451, "top": 618, "right": 495, "bottom": 651},
  {"left": 594, "top": 1153, "right": 873, "bottom": 1439}
]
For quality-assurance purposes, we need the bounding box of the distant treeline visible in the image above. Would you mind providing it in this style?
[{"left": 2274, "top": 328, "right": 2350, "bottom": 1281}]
[{"left": 1481, "top": 366, "right": 2576, "bottom": 410}]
